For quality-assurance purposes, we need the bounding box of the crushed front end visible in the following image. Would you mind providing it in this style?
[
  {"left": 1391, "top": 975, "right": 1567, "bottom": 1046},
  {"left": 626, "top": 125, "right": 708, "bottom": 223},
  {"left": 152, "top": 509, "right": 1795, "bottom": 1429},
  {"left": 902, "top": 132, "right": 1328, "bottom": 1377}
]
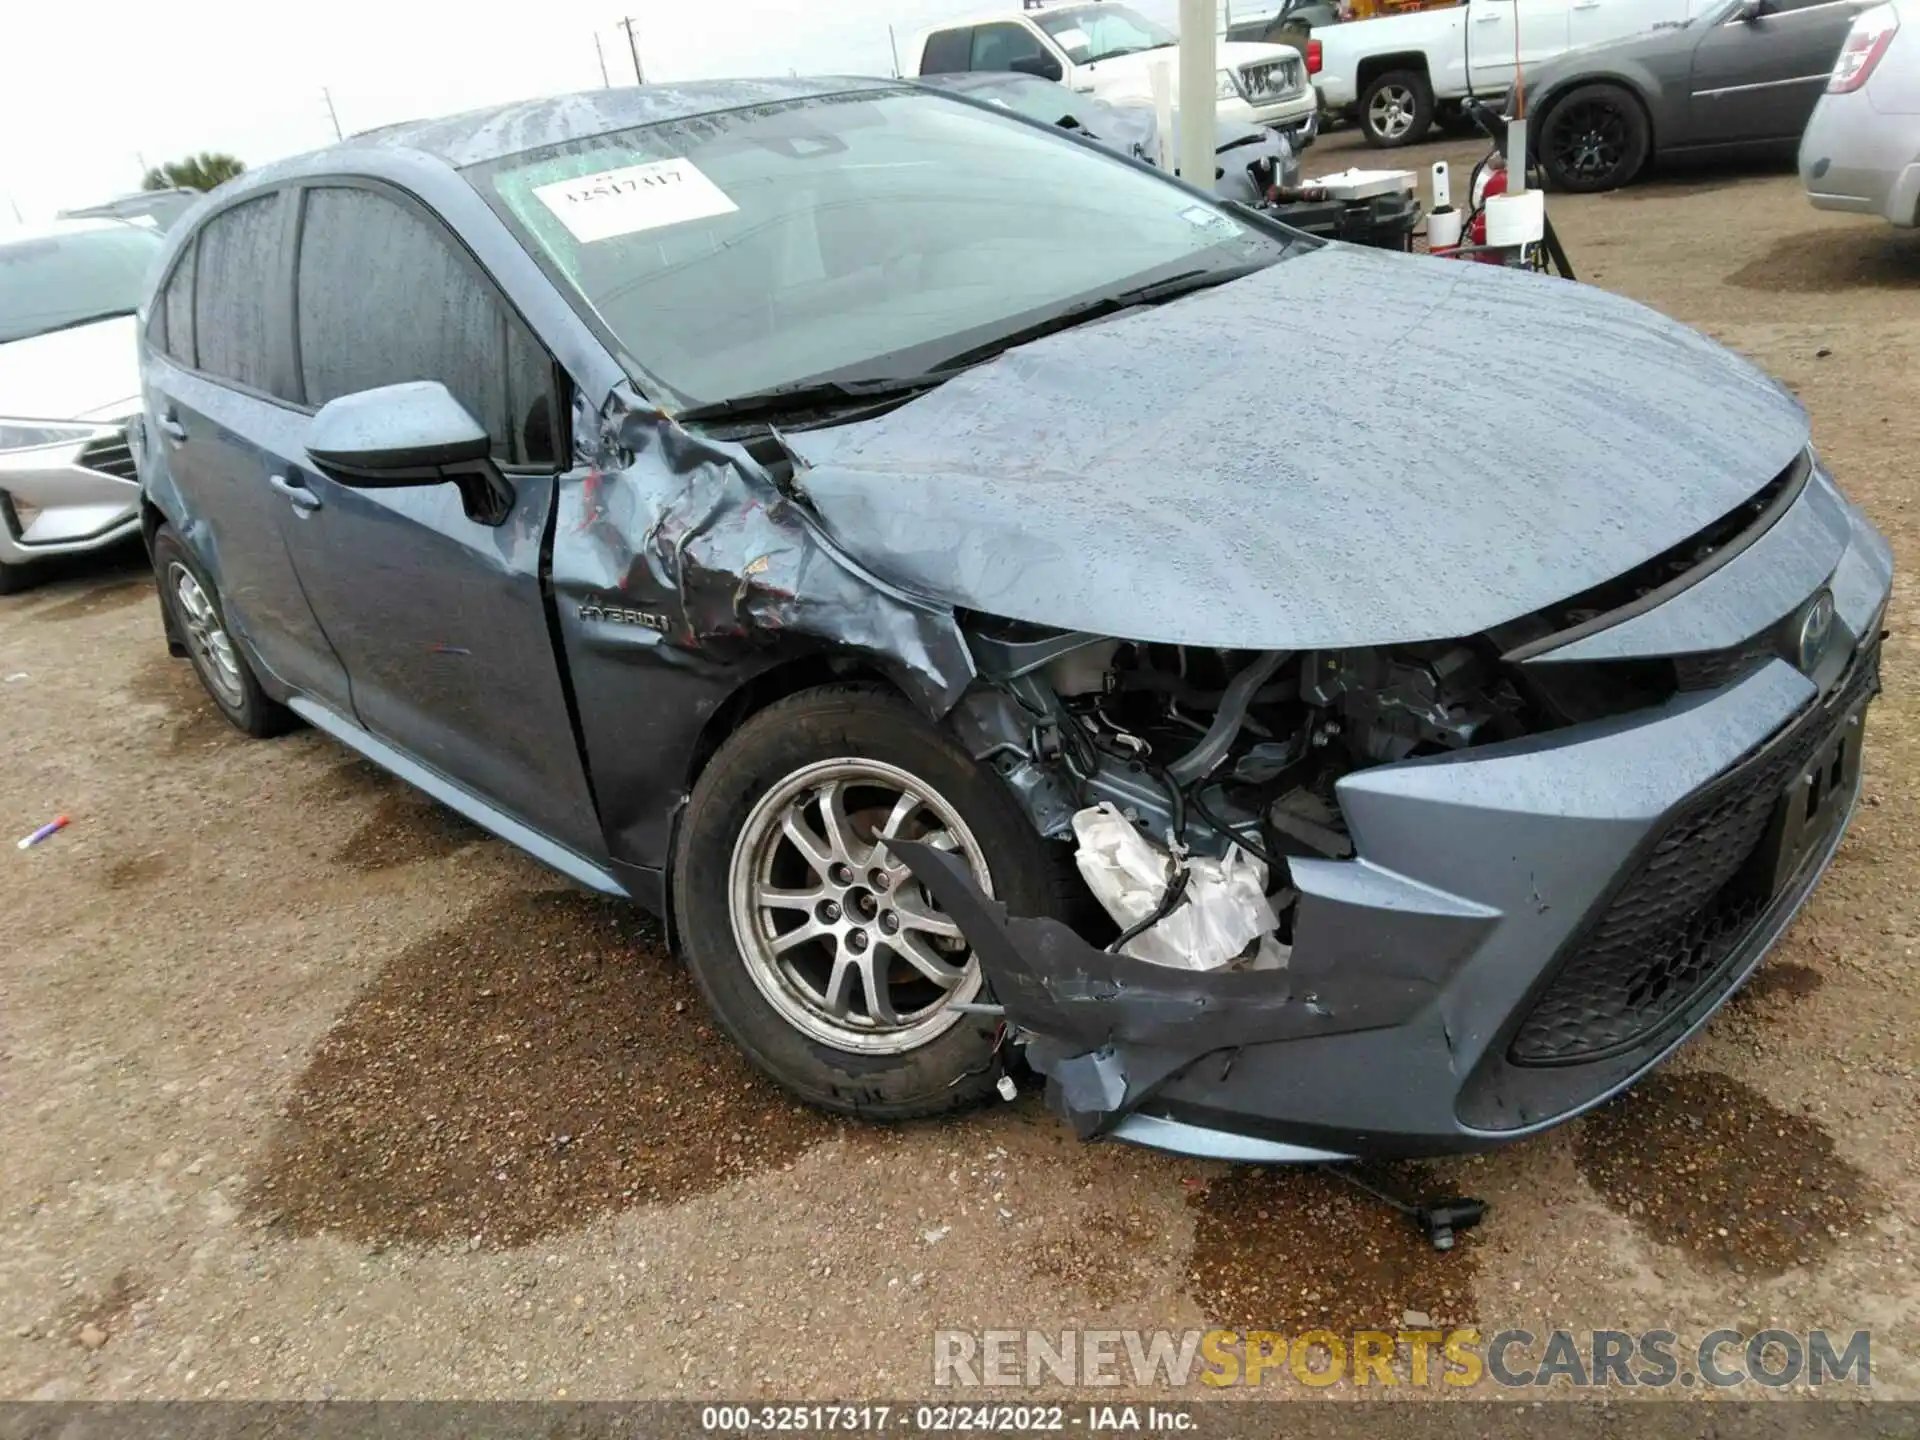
[{"left": 896, "top": 451, "right": 1893, "bottom": 1161}]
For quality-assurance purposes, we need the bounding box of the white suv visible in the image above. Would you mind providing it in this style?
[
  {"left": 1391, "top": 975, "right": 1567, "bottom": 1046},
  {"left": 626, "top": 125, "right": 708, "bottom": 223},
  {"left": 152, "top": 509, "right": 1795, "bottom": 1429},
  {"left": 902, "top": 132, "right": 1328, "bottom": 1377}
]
[{"left": 913, "top": 2, "right": 1320, "bottom": 144}]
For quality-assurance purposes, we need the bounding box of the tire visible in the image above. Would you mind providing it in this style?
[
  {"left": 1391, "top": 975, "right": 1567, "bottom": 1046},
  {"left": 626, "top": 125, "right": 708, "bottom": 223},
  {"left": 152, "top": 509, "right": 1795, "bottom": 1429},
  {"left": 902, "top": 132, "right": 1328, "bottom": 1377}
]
[
  {"left": 150, "top": 525, "right": 293, "bottom": 738},
  {"left": 0, "top": 558, "right": 33, "bottom": 596},
  {"left": 1538, "top": 83, "right": 1650, "bottom": 194},
  {"left": 673, "top": 683, "right": 1077, "bottom": 1121},
  {"left": 1359, "top": 70, "right": 1434, "bottom": 148}
]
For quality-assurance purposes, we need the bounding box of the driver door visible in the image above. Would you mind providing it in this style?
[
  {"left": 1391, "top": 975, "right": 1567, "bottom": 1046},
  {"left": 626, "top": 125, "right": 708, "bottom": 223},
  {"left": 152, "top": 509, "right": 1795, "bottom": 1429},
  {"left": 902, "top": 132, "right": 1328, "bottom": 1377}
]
[
  {"left": 267, "top": 179, "right": 604, "bottom": 861},
  {"left": 1688, "top": 0, "right": 1870, "bottom": 144}
]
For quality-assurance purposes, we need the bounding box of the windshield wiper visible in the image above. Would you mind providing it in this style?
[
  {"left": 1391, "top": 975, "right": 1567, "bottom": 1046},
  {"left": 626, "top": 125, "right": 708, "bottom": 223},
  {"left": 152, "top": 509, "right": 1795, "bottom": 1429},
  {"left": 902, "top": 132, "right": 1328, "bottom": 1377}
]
[
  {"left": 924, "top": 263, "right": 1268, "bottom": 373},
  {"left": 10, "top": 308, "right": 137, "bottom": 342},
  {"left": 676, "top": 373, "right": 952, "bottom": 425}
]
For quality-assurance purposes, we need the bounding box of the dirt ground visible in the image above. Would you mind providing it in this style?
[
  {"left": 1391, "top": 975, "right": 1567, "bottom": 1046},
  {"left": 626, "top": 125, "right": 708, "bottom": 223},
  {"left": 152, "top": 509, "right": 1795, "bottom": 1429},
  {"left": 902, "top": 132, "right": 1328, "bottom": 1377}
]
[{"left": 2, "top": 131, "right": 1917, "bottom": 1404}]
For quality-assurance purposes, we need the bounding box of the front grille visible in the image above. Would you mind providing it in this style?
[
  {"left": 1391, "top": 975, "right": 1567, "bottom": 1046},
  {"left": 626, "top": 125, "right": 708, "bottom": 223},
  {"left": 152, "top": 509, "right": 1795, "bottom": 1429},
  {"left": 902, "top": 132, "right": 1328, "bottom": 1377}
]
[
  {"left": 77, "top": 428, "right": 137, "bottom": 481},
  {"left": 1241, "top": 59, "right": 1305, "bottom": 100},
  {"left": 1510, "top": 642, "right": 1880, "bottom": 1066}
]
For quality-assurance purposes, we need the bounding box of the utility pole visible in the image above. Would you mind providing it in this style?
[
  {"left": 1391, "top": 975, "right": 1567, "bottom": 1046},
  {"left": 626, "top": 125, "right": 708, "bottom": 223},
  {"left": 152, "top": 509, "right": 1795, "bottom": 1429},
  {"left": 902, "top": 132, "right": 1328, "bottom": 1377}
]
[
  {"left": 6, "top": 194, "right": 24, "bottom": 225},
  {"left": 618, "top": 16, "right": 645, "bottom": 84},
  {"left": 594, "top": 32, "right": 611, "bottom": 87},
  {"left": 322, "top": 87, "right": 343, "bottom": 141},
  {"left": 888, "top": 24, "right": 902, "bottom": 77}
]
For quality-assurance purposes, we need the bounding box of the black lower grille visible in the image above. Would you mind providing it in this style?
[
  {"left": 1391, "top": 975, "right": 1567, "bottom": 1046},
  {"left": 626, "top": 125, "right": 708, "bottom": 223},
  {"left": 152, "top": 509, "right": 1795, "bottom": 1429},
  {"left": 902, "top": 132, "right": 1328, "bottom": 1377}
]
[
  {"left": 1511, "top": 644, "right": 1880, "bottom": 1066},
  {"left": 77, "top": 429, "right": 137, "bottom": 481}
]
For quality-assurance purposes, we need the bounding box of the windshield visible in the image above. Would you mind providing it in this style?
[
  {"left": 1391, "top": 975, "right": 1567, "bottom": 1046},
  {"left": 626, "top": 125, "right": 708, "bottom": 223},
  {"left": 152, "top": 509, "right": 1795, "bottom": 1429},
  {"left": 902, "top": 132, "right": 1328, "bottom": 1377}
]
[
  {"left": 469, "top": 89, "right": 1286, "bottom": 409},
  {"left": 0, "top": 225, "right": 163, "bottom": 346},
  {"left": 921, "top": 73, "right": 1087, "bottom": 125},
  {"left": 1034, "top": 3, "right": 1178, "bottom": 63}
]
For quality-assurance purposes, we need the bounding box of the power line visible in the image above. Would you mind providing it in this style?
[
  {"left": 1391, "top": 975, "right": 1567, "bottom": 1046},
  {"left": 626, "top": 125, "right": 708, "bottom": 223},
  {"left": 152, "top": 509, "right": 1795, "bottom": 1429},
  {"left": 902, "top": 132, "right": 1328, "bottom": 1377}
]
[
  {"left": 618, "top": 16, "right": 645, "bottom": 84},
  {"left": 321, "top": 87, "right": 343, "bottom": 141}
]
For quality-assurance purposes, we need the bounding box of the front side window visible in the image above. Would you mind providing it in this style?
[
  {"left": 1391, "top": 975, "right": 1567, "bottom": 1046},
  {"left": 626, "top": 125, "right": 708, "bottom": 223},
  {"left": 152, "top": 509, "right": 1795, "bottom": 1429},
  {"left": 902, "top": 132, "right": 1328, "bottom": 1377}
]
[
  {"left": 0, "top": 224, "right": 163, "bottom": 347},
  {"left": 192, "top": 194, "right": 285, "bottom": 395},
  {"left": 295, "top": 185, "right": 557, "bottom": 465},
  {"left": 467, "top": 89, "right": 1287, "bottom": 409},
  {"left": 1032, "top": 4, "right": 1177, "bottom": 64}
]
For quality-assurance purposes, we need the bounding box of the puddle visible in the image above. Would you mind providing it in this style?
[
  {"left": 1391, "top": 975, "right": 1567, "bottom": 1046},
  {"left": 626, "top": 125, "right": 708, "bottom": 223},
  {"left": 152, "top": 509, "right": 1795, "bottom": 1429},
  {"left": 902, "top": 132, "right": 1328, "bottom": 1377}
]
[
  {"left": 125, "top": 654, "right": 244, "bottom": 756},
  {"left": 1727, "top": 229, "right": 1920, "bottom": 294},
  {"left": 102, "top": 852, "right": 170, "bottom": 890},
  {"left": 333, "top": 790, "right": 485, "bottom": 872},
  {"left": 1185, "top": 1165, "right": 1479, "bottom": 1334},
  {"left": 251, "top": 889, "right": 839, "bottom": 1247},
  {"left": 1023, "top": 1207, "right": 1163, "bottom": 1309},
  {"left": 1574, "top": 1070, "right": 1872, "bottom": 1275},
  {"left": 1730, "top": 961, "right": 1825, "bottom": 1011},
  {"left": 34, "top": 581, "right": 155, "bottom": 624}
]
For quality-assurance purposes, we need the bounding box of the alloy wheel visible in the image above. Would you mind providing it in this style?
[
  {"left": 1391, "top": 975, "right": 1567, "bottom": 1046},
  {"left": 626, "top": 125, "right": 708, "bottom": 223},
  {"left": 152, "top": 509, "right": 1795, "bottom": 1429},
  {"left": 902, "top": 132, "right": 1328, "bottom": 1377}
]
[
  {"left": 1551, "top": 99, "right": 1630, "bottom": 184},
  {"left": 1368, "top": 84, "right": 1417, "bottom": 142},
  {"left": 169, "top": 563, "right": 245, "bottom": 708},
  {"left": 728, "top": 758, "right": 991, "bottom": 1054}
]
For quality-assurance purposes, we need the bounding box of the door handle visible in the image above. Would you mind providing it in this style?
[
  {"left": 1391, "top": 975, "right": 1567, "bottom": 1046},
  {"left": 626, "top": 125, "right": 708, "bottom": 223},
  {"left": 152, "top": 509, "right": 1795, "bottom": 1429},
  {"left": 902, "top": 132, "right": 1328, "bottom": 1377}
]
[
  {"left": 1474, "top": 11, "right": 1503, "bottom": 20},
  {"left": 1572, "top": 2, "right": 1599, "bottom": 8},
  {"left": 269, "top": 473, "right": 322, "bottom": 513},
  {"left": 157, "top": 412, "right": 188, "bottom": 444}
]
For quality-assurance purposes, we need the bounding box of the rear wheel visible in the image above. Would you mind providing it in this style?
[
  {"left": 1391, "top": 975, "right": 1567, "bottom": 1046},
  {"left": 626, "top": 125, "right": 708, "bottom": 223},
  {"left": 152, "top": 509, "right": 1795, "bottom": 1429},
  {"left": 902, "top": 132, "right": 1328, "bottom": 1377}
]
[
  {"left": 1359, "top": 70, "right": 1434, "bottom": 148},
  {"left": 151, "top": 525, "right": 293, "bottom": 737},
  {"left": 1539, "top": 84, "right": 1650, "bottom": 193},
  {"left": 673, "top": 684, "right": 1075, "bottom": 1120}
]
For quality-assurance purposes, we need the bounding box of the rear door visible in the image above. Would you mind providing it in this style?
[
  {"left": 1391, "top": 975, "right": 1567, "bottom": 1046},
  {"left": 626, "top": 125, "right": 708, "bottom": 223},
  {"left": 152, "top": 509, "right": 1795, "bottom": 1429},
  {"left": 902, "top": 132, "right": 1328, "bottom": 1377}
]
[
  {"left": 143, "top": 191, "right": 353, "bottom": 710},
  {"left": 1467, "top": 0, "right": 1574, "bottom": 93},
  {"left": 1688, "top": 0, "right": 1867, "bottom": 142},
  {"left": 274, "top": 179, "right": 603, "bottom": 858}
]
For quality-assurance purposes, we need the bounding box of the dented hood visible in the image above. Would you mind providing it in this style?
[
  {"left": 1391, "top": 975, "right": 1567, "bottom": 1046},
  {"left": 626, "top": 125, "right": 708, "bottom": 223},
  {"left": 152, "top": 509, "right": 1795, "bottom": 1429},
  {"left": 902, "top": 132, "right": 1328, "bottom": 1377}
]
[{"left": 785, "top": 244, "right": 1808, "bottom": 649}]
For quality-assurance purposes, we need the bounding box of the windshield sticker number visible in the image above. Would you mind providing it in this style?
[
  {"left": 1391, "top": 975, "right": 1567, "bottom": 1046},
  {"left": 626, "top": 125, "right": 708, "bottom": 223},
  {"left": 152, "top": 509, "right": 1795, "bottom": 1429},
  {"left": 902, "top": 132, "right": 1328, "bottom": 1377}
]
[
  {"left": 1180, "top": 204, "right": 1239, "bottom": 237},
  {"left": 533, "top": 158, "right": 738, "bottom": 243}
]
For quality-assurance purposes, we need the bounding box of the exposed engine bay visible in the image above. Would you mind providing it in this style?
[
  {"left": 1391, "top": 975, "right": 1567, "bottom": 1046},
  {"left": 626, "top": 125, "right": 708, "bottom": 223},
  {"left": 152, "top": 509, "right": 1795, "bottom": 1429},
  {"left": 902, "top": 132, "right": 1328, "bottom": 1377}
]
[{"left": 951, "top": 627, "right": 1546, "bottom": 967}]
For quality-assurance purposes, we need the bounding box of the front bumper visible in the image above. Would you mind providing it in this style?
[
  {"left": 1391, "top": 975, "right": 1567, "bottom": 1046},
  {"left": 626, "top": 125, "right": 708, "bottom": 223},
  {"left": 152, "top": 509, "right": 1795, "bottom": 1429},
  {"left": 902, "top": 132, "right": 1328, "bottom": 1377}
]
[
  {"left": 899, "top": 632, "right": 1886, "bottom": 1162},
  {"left": 0, "top": 420, "right": 143, "bottom": 567},
  {"left": 1800, "top": 93, "right": 1920, "bottom": 227}
]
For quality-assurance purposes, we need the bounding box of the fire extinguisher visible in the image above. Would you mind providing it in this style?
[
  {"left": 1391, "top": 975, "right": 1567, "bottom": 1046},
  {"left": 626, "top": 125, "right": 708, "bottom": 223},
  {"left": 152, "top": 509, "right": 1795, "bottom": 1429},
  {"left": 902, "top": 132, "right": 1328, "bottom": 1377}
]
[{"left": 1465, "top": 153, "right": 1510, "bottom": 265}]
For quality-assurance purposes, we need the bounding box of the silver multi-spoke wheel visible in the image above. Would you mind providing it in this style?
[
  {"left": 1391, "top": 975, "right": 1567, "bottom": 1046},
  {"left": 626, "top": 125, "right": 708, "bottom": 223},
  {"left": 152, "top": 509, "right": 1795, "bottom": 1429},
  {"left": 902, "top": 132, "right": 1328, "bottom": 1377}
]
[
  {"left": 1368, "top": 83, "right": 1418, "bottom": 143},
  {"left": 169, "top": 562, "right": 244, "bottom": 708},
  {"left": 728, "top": 758, "right": 991, "bottom": 1055}
]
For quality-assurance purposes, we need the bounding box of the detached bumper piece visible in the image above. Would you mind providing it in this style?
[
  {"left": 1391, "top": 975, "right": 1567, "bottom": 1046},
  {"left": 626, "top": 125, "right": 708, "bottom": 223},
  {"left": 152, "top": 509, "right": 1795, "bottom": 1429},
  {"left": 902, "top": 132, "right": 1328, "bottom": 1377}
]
[{"left": 894, "top": 644, "right": 1882, "bottom": 1162}]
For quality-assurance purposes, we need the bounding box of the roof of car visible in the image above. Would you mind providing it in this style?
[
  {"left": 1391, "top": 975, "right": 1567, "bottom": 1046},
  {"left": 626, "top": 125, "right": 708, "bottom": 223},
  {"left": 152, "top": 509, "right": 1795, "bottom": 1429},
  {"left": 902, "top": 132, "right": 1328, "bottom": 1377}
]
[
  {"left": 334, "top": 78, "right": 903, "bottom": 170},
  {"left": 0, "top": 215, "right": 158, "bottom": 249}
]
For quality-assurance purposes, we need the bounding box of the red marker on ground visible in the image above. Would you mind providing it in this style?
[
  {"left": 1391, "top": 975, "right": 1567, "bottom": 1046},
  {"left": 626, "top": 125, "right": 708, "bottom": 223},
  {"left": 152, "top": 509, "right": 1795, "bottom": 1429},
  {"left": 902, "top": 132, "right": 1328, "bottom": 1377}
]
[{"left": 17, "top": 815, "right": 70, "bottom": 850}]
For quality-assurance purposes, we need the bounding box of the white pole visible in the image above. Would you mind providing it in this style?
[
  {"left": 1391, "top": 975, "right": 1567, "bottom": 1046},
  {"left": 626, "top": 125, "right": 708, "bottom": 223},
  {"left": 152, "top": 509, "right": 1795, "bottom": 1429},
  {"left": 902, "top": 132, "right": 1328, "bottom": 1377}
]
[{"left": 1178, "top": 0, "right": 1217, "bottom": 195}]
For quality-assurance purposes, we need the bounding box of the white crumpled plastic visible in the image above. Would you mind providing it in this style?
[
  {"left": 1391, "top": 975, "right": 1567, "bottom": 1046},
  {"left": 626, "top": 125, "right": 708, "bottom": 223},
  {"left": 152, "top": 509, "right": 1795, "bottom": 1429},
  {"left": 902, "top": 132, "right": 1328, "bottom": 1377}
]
[{"left": 1070, "top": 803, "right": 1289, "bottom": 972}]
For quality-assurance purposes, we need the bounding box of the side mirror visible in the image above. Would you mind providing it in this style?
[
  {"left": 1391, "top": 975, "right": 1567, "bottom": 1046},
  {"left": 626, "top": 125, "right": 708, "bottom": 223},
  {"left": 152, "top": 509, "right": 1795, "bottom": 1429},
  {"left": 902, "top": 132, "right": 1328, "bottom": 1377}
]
[
  {"left": 1736, "top": 0, "right": 1770, "bottom": 20},
  {"left": 306, "top": 381, "right": 515, "bottom": 527},
  {"left": 1009, "top": 52, "right": 1065, "bottom": 81}
]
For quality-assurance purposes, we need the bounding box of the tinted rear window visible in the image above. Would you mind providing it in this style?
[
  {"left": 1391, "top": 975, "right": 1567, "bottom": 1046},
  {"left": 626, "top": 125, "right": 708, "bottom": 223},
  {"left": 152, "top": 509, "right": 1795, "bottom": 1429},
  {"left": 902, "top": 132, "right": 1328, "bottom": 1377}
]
[{"left": 919, "top": 28, "right": 972, "bottom": 73}]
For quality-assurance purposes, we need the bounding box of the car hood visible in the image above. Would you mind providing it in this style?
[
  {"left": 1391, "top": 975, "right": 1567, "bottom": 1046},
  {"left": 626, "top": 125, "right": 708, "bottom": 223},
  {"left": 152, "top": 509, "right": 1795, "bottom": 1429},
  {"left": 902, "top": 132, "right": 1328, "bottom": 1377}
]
[
  {"left": 785, "top": 244, "right": 1808, "bottom": 650},
  {"left": 0, "top": 314, "right": 141, "bottom": 421}
]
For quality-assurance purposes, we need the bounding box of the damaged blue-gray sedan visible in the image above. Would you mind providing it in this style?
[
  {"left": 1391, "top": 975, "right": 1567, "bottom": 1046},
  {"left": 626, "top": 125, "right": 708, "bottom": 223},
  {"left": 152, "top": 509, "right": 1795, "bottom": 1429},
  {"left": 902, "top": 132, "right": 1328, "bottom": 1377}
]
[{"left": 135, "top": 78, "right": 1891, "bottom": 1164}]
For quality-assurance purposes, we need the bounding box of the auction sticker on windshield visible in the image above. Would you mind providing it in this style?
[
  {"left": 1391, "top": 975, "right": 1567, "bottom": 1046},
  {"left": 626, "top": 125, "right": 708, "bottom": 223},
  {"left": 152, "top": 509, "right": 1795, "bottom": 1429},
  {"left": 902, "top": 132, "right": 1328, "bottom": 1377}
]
[{"left": 533, "top": 158, "right": 739, "bottom": 243}]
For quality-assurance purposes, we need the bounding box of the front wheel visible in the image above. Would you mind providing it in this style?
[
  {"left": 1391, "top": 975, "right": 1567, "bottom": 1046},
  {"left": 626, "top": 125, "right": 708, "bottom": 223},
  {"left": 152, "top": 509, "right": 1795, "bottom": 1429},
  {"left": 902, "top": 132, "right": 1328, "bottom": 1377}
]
[
  {"left": 673, "top": 684, "right": 1074, "bottom": 1120},
  {"left": 1359, "top": 70, "right": 1434, "bottom": 148},
  {"left": 1539, "top": 84, "right": 1650, "bottom": 193}
]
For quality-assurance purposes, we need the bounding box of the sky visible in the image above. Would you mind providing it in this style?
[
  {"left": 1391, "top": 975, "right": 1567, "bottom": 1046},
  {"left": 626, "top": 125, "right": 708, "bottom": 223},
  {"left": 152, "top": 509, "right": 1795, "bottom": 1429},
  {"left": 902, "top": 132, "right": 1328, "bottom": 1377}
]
[{"left": 1, "top": 0, "right": 1195, "bottom": 224}]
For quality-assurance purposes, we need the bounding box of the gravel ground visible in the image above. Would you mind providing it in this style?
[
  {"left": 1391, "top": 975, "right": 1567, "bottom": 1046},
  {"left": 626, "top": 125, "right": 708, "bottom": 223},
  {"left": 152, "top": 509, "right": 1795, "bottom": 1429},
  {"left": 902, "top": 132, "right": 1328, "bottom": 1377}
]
[{"left": 2, "top": 132, "right": 1917, "bottom": 1403}]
